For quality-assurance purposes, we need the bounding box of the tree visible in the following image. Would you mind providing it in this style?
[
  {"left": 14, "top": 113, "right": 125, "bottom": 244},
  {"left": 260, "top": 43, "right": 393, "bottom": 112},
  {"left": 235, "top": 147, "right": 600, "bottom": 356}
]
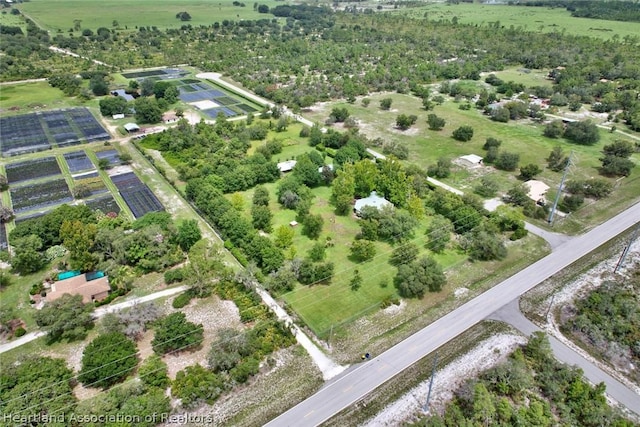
[
  {"left": 602, "top": 140, "right": 634, "bottom": 158},
  {"left": 495, "top": 151, "right": 520, "bottom": 171},
  {"left": 176, "top": 11, "right": 192, "bottom": 21},
  {"left": 274, "top": 225, "right": 294, "bottom": 249},
  {"left": 427, "top": 157, "right": 452, "bottom": 178},
  {"left": 547, "top": 146, "right": 569, "bottom": 172},
  {"left": 394, "top": 256, "right": 446, "bottom": 298},
  {"left": 79, "top": 332, "right": 138, "bottom": 389},
  {"left": 302, "top": 214, "right": 324, "bottom": 239},
  {"left": 140, "top": 78, "right": 155, "bottom": 97},
  {"left": 474, "top": 175, "right": 499, "bottom": 198},
  {"left": 519, "top": 163, "right": 542, "bottom": 180},
  {"left": 452, "top": 125, "right": 474, "bottom": 142},
  {"left": 330, "top": 107, "right": 350, "bottom": 122},
  {"left": 252, "top": 185, "right": 270, "bottom": 206},
  {"left": 258, "top": 4, "right": 270, "bottom": 13},
  {"left": 564, "top": 120, "right": 600, "bottom": 145},
  {"left": 473, "top": 383, "right": 496, "bottom": 426},
  {"left": 467, "top": 230, "right": 507, "bottom": 261},
  {"left": 35, "top": 294, "right": 94, "bottom": 343},
  {"left": 0, "top": 357, "right": 76, "bottom": 424},
  {"left": 350, "top": 269, "right": 363, "bottom": 291},
  {"left": 307, "top": 242, "right": 326, "bottom": 262},
  {"left": 0, "top": 204, "right": 14, "bottom": 222},
  {"left": 396, "top": 114, "right": 417, "bottom": 130},
  {"left": 134, "top": 97, "right": 163, "bottom": 123},
  {"left": 600, "top": 155, "right": 634, "bottom": 177},
  {"left": 483, "top": 138, "right": 502, "bottom": 150},
  {"left": 172, "top": 364, "right": 224, "bottom": 408},
  {"left": 427, "top": 113, "right": 446, "bottom": 130},
  {"left": 11, "top": 235, "right": 46, "bottom": 274},
  {"left": 251, "top": 204, "right": 273, "bottom": 232},
  {"left": 175, "top": 219, "right": 201, "bottom": 252},
  {"left": 152, "top": 312, "right": 203, "bottom": 355},
  {"left": 380, "top": 98, "right": 393, "bottom": 110},
  {"left": 332, "top": 164, "right": 356, "bottom": 215},
  {"left": 426, "top": 215, "right": 453, "bottom": 253},
  {"left": 390, "top": 242, "right": 419, "bottom": 266},
  {"left": 349, "top": 239, "right": 376, "bottom": 262},
  {"left": 60, "top": 219, "right": 98, "bottom": 271},
  {"left": 543, "top": 120, "right": 564, "bottom": 139},
  {"left": 90, "top": 75, "right": 109, "bottom": 96},
  {"left": 293, "top": 153, "right": 322, "bottom": 187},
  {"left": 0, "top": 174, "right": 8, "bottom": 191}
]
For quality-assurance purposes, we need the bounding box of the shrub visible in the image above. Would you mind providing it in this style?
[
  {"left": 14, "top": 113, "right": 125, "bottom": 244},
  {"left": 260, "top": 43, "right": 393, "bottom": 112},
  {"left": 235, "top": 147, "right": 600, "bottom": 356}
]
[
  {"left": 452, "top": 125, "right": 474, "bottom": 142},
  {"left": 164, "top": 268, "right": 184, "bottom": 284},
  {"left": 172, "top": 293, "right": 193, "bottom": 309},
  {"left": 14, "top": 327, "right": 26, "bottom": 337}
]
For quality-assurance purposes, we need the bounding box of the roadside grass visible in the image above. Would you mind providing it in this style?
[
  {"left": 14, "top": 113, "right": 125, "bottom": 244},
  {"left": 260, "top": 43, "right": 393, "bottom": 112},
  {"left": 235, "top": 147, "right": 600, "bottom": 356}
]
[
  {"left": 18, "top": 0, "right": 284, "bottom": 32},
  {"left": 397, "top": 3, "right": 640, "bottom": 41}
]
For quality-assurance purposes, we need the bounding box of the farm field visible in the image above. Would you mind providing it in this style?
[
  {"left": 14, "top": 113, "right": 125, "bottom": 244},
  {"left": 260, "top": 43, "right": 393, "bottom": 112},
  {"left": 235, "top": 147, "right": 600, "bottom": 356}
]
[
  {"left": 398, "top": 3, "right": 640, "bottom": 41},
  {"left": 16, "top": 0, "right": 285, "bottom": 32}
]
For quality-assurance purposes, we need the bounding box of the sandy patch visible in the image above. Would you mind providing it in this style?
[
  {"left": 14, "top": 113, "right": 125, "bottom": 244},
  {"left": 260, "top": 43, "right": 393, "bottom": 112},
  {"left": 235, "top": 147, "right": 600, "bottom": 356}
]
[
  {"left": 161, "top": 297, "right": 243, "bottom": 379},
  {"left": 364, "top": 334, "right": 526, "bottom": 425}
]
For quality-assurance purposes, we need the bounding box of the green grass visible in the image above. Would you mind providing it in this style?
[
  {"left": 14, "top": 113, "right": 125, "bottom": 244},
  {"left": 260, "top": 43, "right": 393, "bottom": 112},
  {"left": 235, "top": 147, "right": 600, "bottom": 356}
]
[
  {"left": 399, "top": 3, "right": 640, "bottom": 41},
  {"left": 487, "top": 67, "right": 553, "bottom": 88},
  {"left": 0, "top": 82, "right": 92, "bottom": 114},
  {"left": 303, "top": 92, "right": 640, "bottom": 233},
  {"left": 0, "top": 9, "right": 28, "bottom": 31},
  {"left": 18, "top": 0, "right": 286, "bottom": 32}
]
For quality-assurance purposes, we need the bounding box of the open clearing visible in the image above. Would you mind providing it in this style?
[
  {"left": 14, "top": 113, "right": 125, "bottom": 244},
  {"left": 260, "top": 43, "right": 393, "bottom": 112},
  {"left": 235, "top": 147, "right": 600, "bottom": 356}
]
[{"left": 17, "top": 0, "right": 285, "bottom": 32}]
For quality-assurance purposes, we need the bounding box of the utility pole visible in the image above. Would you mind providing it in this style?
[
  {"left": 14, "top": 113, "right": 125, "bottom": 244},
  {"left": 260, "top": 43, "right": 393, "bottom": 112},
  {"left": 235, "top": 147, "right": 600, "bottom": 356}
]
[
  {"left": 548, "top": 151, "right": 573, "bottom": 226},
  {"left": 423, "top": 352, "right": 439, "bottom": 414},
  {"left": 614, "top": 225, "right": 640, "bottom": 273}
]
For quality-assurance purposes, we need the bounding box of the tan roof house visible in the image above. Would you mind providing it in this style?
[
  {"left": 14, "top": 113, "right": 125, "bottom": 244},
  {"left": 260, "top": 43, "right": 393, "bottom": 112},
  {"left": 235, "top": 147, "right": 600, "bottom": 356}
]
[
  {"left": 524, "top": 180, "right": 550, "bottom": 205},
  {"left": 47, "top": 274, "right": 111, "bottom": 304}
]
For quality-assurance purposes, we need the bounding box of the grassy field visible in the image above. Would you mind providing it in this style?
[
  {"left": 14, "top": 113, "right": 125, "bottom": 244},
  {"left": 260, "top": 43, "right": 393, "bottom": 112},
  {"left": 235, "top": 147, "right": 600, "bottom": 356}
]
[
  {"left": 304, "top": 92, "right": 640, "bottom": 233},
  {"left": 18, "top": 0, "right": 286, "bottom": 32},
  {"left": 398, "top": 3, "right": 640, "bottom": 41},
  {"left": 0, "top": 82, "right": 98, "bottom": 115},
  {"left": 486, "top": 67, "right": 553, "bottom": 88},
  {"left": 0, "top": 9, "right": 27, "bottom": 30}
]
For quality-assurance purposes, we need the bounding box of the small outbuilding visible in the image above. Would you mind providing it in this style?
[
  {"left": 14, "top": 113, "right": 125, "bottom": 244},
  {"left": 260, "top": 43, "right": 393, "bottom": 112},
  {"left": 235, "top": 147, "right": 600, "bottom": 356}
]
[
  {"left": 112, "top": 113, "right": 125, "bottom": 120},
  {"left": 163, "top": 111, "right": 179, "bottom": 123},
  {"left": 458, "top": 154, "right": 483, "bottom": 168},
  {"left": 277, "top": 160, "right": 297, "bottom": 173},
  {"left": 524, "top": 180, "right": 550, "bottom": 205},
  {"left": 354, "top": 191, "right": 392, "bottom": 215},
  {"left": 123, "top": 123, "right": 140, "bottom": 133}
]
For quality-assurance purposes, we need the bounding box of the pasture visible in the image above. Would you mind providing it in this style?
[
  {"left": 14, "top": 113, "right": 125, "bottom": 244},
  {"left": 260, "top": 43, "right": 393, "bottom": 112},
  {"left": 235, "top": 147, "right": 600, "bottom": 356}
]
[
  {"left": 17, "top": 0, "right": 285, "bottom": 32},
  {"left": 400, "top": 3, "right": 640, "bottom": 41}
]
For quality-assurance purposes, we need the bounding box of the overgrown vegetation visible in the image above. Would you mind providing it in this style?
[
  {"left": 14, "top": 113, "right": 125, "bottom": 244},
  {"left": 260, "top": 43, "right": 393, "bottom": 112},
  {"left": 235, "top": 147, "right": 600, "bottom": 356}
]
[{"left": 414, "top": 332, "right": 637, "bottom": 427}]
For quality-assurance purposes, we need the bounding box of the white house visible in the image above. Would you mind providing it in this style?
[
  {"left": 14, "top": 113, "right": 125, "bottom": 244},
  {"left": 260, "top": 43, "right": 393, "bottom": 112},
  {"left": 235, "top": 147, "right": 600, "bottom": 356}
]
[{"left": 354, "top": 191, "right": 392, "bottom": 215}]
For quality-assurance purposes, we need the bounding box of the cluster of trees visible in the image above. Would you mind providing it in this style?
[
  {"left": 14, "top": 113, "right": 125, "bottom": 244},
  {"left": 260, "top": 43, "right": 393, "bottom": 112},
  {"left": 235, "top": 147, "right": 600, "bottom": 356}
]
[
  {"left": 8, "top": 205, "right": 192, "bottom": 279},
  {"left": 418, "top": 332, "right": 635, "bottom": 426},
  {"left": 600, "top": 139, "right": 637, "bottom": 177},
  {"left": 544, "top": 119, "right": 601, "bottom": 145},
  {"left": 142, "top": 120, "right": 280, "bottom": 192}
]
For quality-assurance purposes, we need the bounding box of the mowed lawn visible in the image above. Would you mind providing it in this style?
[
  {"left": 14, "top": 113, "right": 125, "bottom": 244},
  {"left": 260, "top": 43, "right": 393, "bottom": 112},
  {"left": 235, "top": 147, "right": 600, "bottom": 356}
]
[
  {"left": 400, "top": 3, "right": 640, "bottom": 41},
  {"left": 231, "top": 137, "right": 468, "bottom": 336},
  {"left": 18, "top": 0, "right": 284, "bottom": 32}
]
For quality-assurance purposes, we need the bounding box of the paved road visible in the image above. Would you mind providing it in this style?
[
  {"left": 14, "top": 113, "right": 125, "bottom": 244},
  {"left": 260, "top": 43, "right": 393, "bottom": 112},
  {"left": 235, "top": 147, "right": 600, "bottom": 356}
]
[
  {"left": 489, "top": 300, "right": 640, "bottom": 415},
  {"left": 265, "top": 202, "right": 640, "bottom": 426}
]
